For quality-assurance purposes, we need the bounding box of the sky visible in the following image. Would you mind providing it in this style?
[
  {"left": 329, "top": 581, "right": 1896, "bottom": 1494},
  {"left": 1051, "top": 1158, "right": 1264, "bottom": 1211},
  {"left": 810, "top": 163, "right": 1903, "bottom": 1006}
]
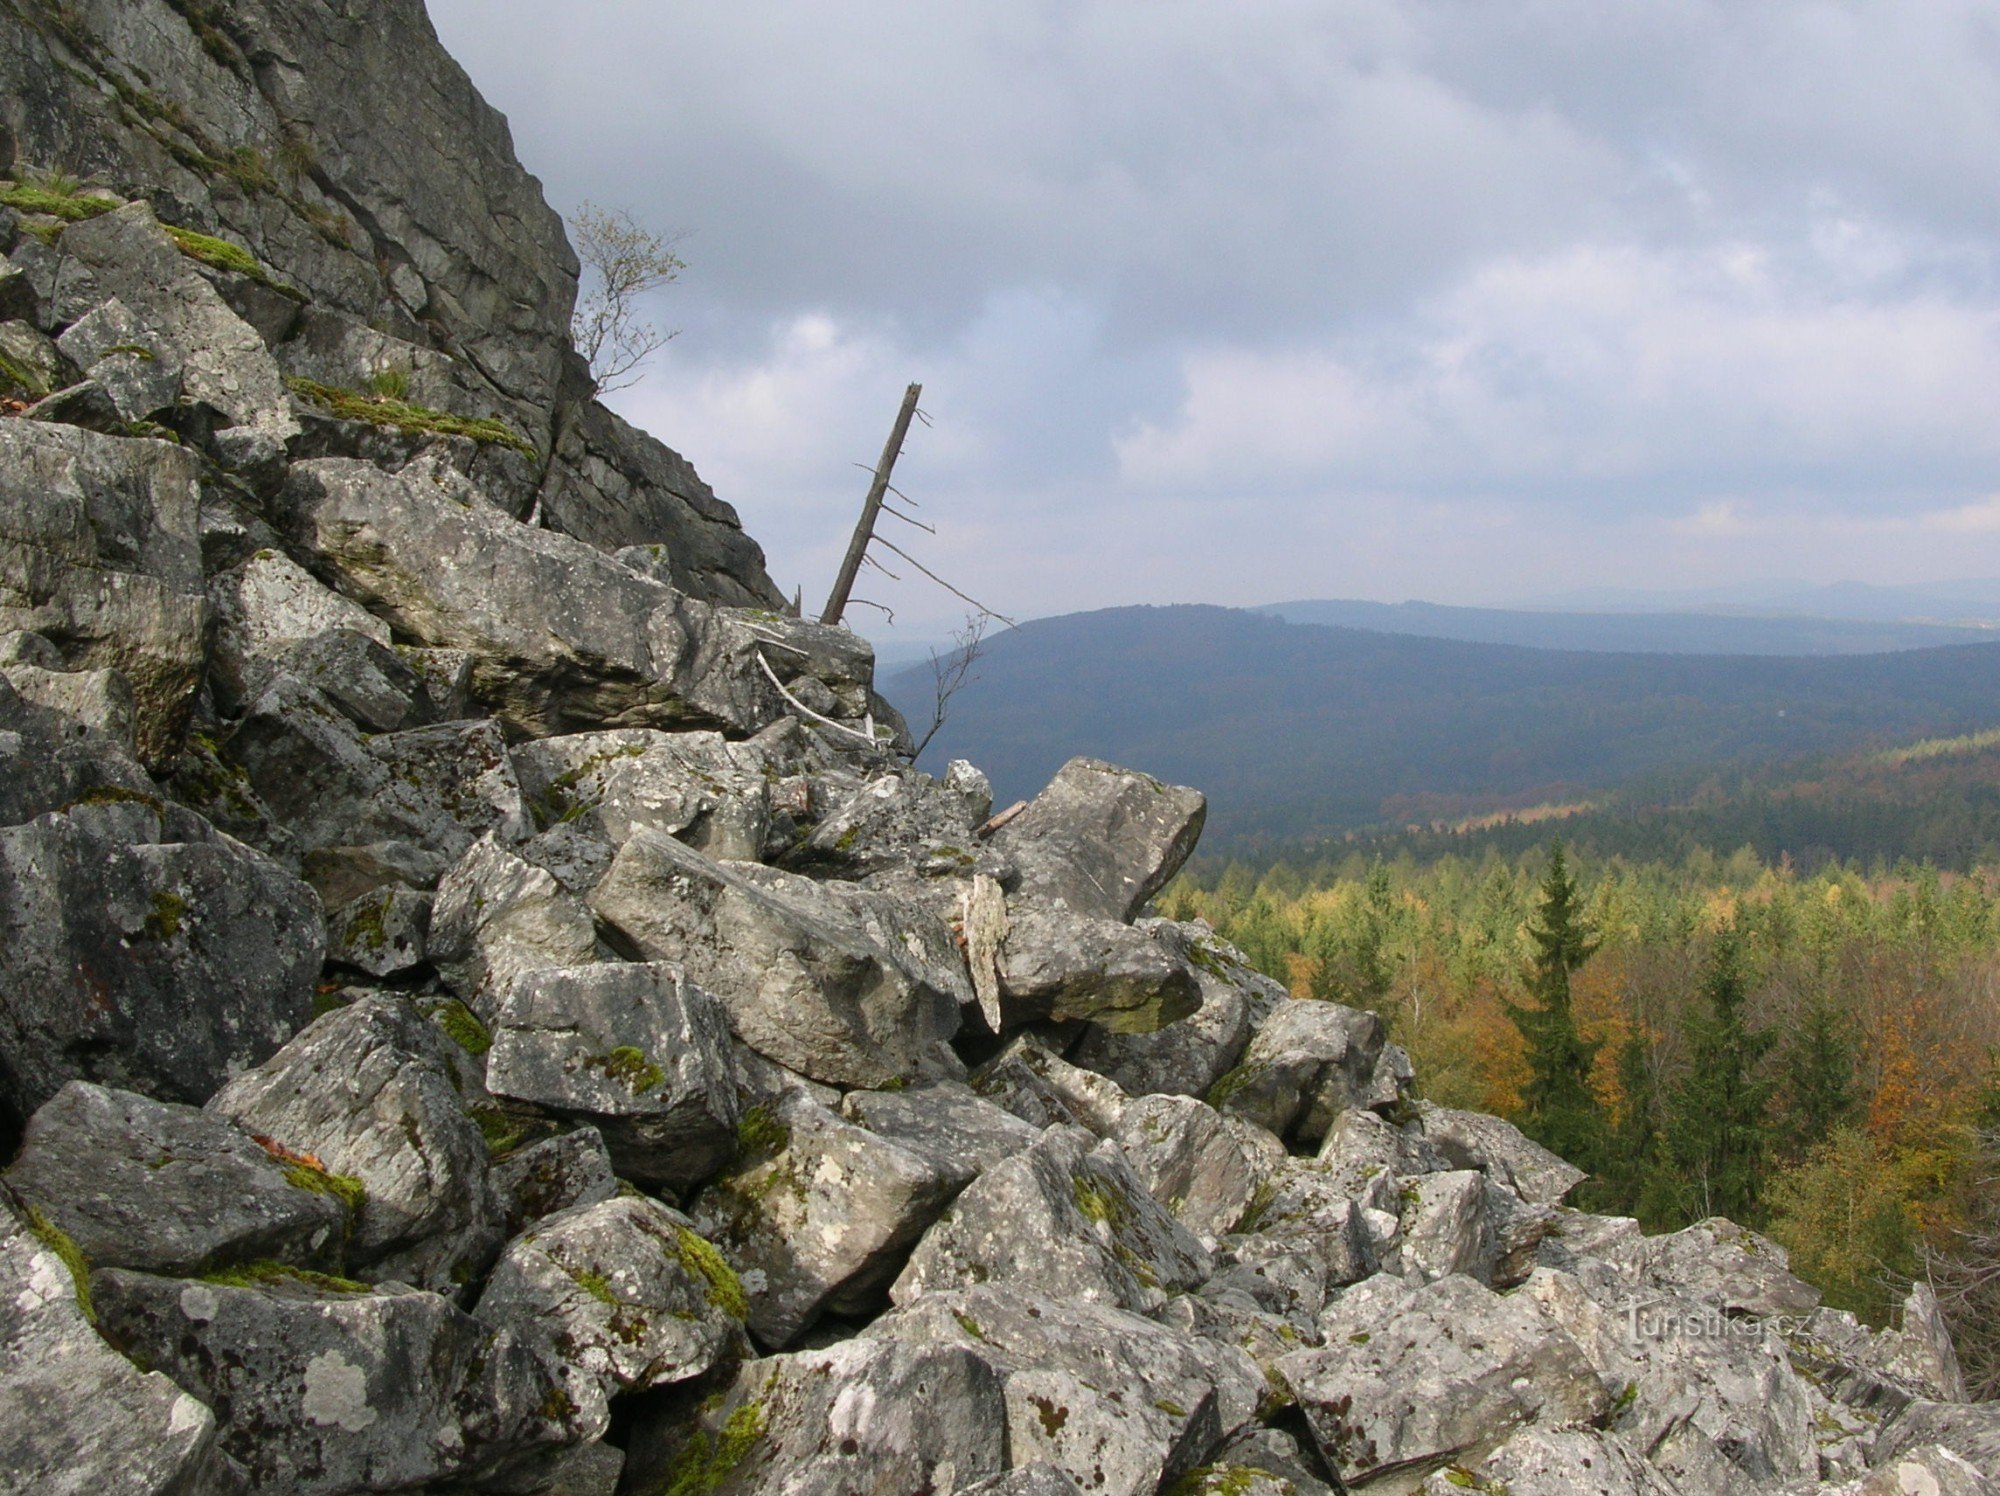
[{"left": 426, "top": 1, "right": 2000, "bottom": 642}]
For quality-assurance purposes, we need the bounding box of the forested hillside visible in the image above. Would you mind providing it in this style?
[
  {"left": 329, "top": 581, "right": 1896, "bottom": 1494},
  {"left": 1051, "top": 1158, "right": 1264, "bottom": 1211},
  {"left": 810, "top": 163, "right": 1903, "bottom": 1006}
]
[{"left": 888, "top": 605, "right": 2000, "bottom": 844}]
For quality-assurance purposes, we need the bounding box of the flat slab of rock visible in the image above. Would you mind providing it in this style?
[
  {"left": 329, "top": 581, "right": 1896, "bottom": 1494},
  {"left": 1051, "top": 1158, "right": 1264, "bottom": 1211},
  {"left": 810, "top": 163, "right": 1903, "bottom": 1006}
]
[
  {"left": 840, "top": 1080, "right": 1046, "bottom": 1190},
  {"left": 6, "top": 1080, "right": 349, "bottom": 1276},
  {"left": 0, "top": 806, "right": 323, "bottom": 1126},
  {"left": 94, "top": 1267, "right": 580, "bottom": 1494},
  {"left": 1594, "top": 1216, "right": 1821, "bottom": 1320},
  {"left": 1109, "top": 1093, "right": 1285, "bottom": 1238},
  {"left": 486, "top": 962, "right": 740, "bottom": 1190},
  {"left": 869, "top": 1285, "right": 1249, "bottom": 1496},
  {"left": 476, "top": 1196, "right": 745, "bottom": 1435},
  {"left": 993, "top": 757, "right": 1206, "bottom": 922},
  {"left": 590, "top": 829, "right": 964, "bottom": 1088},
  {"left": 1417, "top": 1427, "right": 1678, "bottom": 1495},
  {"left": 207, "top": 994, "right": 495, "bottom": 1287},
  {"left": 1278, "top": 1272, "right": 1609, "bottom": 1488},
  {"left": 693, "top": 1095, "right": 961, "bottom": 1347},
  {"left": 279, "top": 453, "right": 785, "bottom": 738},
  {"left": 0, "top": 1202, "right": 229, "bottom": 1495},
  {"left": 892, "top": 1125, "right": 1212, "bottom": 1316}
]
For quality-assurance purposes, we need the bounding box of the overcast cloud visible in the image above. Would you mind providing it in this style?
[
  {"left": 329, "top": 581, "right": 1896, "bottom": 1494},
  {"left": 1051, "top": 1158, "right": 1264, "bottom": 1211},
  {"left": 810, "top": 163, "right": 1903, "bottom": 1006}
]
[{"left": 427, "top": 1, "right": 2000, "bottom": 639}]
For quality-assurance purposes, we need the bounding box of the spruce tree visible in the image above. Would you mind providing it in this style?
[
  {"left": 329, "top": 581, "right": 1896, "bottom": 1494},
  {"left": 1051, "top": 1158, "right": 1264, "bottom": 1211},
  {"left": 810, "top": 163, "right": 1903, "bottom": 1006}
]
[
  {"left": 1504, "top": 841, "right": 1607, "bottom": 1172},
  {"left": 1780, "top": 992, "right": 1858, "bottom": 1159},
  {"left": 1657, "top": 926, "right": 1776, "bottom": 1224}
]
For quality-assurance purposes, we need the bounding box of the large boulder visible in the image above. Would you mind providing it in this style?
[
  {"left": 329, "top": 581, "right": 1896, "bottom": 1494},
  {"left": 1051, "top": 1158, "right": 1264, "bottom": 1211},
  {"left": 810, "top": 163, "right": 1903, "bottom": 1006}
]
[
  {"left": 692, "top": 1095, "right": 962, "bottom": 1348},
  {"left": 624, "top": 1333, "right": 1010, "bottom": 1495},
  {"left": 511, "top": 727, "right": 772, "bottom": 865},
  {"left": 868, "top": 1285, "right": 1259, "bottom": 1496},
  {"left": 1209, "top": 997, "right": 1390, "bottom": 1144},
  {"left": 992, "top": 757, "right": 1206, "bottom": 923},
  {"left": 1416, "top": 1427, "right": 1679, "bottom": 1496},
  {"left": 589, "top": 829, "right": 965, "bottom": 1089},
  {"left": 206, "top": 994, "right": 497, "bottom": 1288},
  {"left": 839, "top": 1080, "right": 1045, "bottom": 1192},
  {"left": 1594, "top": 1216, "right": 1821, "bottom": 1321},
  {"left": 996, "top": 898, "right": 1204, "bottom": 1033},
  {"left": 0, "top": 803, "right": 323, "bottom": 1128},
  {"left": 5, "top": 1080, "right": 349, "bottom": 1276},
  {"left": 0, "top": 421, "right": 205, "bottom": 762},
  {"left": 485, "top": 962, "right": 740, "bottom": 1191},
  {"left": 0, "top": 1199, "right": 230, "bottom": 1495},
  {"left": 1415, "top": 1101, "right": 1588, "bottom": 1206},
  {"left": 475, "top": 1197, "right": 746, "bottom": 1436},
  {"left": 1108, "top": 1093, "right": 1286, "bottom": 1239},
  {"left": 0, "top": 669, "right": 161, "bottom": 829},
  {"left": 278, "top": 453, "right": 790, "bottom": 738},
  {"left": 891, "top": 1125, "right": 1212, "bottom": 1316},
  {"left": 1277, "top": 1272, "right": 1609, "bottom": 1488},
  {"left": 1067, "top": 924, "right": 1283, "bottom": 1099},
  {"left": 428, "top": 834, "right": 599, "bottom": 1013},
  {"left": 93, "top": 1266, "right": 582, "bottom": 1494}
]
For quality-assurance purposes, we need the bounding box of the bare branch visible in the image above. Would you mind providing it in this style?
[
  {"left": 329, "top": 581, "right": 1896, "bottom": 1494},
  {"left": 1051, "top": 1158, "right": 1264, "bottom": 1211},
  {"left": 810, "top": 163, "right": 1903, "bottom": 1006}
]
[
  {"left": 909, "top": 613, "right": 989, "bottom": 761},
  {"left": 872, "top": 536, "right": 1018, "bottom": 628}
]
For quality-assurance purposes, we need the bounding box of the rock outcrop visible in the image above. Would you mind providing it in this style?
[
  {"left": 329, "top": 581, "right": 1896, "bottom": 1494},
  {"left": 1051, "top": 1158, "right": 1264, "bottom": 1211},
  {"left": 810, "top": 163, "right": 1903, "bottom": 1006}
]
[{"left": 0, "top": 5, "right": 1994, "bottom": 1494}]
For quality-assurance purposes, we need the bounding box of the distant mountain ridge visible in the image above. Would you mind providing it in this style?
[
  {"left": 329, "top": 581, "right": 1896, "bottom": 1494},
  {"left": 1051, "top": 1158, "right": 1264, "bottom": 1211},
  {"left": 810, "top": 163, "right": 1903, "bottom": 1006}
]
[
  {"left": 1255, "top": 598, "right": 1999, "bottom": 655},
  {"left": 885, "top": 604, "right": 2000, "bottom": 847}
]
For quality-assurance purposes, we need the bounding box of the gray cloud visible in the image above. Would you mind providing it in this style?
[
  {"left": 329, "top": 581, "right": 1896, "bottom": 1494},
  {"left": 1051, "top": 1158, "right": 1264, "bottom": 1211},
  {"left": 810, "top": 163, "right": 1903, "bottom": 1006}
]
[{"left": 428, "top": 0, "right": 2000, "bottom": 635}]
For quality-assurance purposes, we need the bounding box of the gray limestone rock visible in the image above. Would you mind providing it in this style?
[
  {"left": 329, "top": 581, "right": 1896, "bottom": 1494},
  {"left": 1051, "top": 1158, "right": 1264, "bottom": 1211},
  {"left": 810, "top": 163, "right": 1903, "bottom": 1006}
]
[
  {"left": 475, "top": 1197, "right": 745, "bottom": 1436},
  {"left": 58, "top": 203, "right": 299, "bottom": 473},
  {"left": 1109, "top": 1092, "right": 1287, "bottom": 1238},
  {"left": 1595, "top": 1216, "right": 1822, "bottom": 1320},
  {"left": 429, "top": 834, "right": 599, "bottom": 1013},
  {"left": 323, "top": 883, "right": 430, "bottom": 977},
  {"left": 0, "top": 420, "right": 206, "bottom": 763},
  {"left": 1415, "top": 1100, "right": 1589, "bottom": 1207},
  {"left": 1210, "top": 997, "right": 1389, "bottom": 1144},
  {"left": 992, "top": 756, "right": 1207, "bottom": 922},
  {"left": 1416, "top": 1427, "right": 1680, "bottom": 1496},
  {"left": 1522, "top": 1260, "right": 1817, "bottom": 1484},
  {"left": 890, "top": 1124, "right": 1212, "bottom": 1316},
  {"left": 1067, "top": 923, "right": 1283, "bottom": 1099},
  {"left": 839, "top": 1080, "right": 1046, "bottom": 1191},
  {"left": 222, "top": 676, "right": 532, "bottom": 861},
  {"left": 976, "top": 1036, "right": 1135, "bottom": 1135},
  {"left": 0, "top": 805, "right": 323, "bottom": 1127},
  {"left": 1278, "top": 1272, "right": 1609, "bottom": 1489},
  {"left": 625, "top": 1333, "right": 1010, "bottom": 1495},
  {"left": 486, "top": 963, "right": 740, "bottom": 1191},
  {"left": 1872, "top": 1405, "right": 2000, "bottom": 1483},
  {"left": 208, "top": 547, "right": 392, "bottom": 705},
  {"left": 5, "top": 1081, "right": 348, "bottom": 1277},
  {"left": 797, "top": 766, "right": 987, "bottom": 876},
  {"left": 206, "top": 994, "right": 497, "bottom": 1288},
  {"left": 511, "top": 726, "right": 772, "bottom": 865},
  {"left": 1, "top": 659, "right": 139, "bottom": 753},
  {"left": 55, "top": 297, "right": 182, "bottom": 422},
  {"left": 1234, "top": 1164, "right": 1385, "bottom": 1290},
  {"left": 279, "top": 453, "right": 786, "bottom": 738},
  {"left": 93, "top": 1266, "right": 581, "bottom": 1494},
  {"left": 589, "top": 829, "right": 965, "bottom": 1088},
  {"left": 0, "top": 667, "right": 163, "bottom": 830},
  {"left": 489, "top": 1127, "right": 620, "bottom": 1235},
  {"left": 998, "top": 898, "right": 1204, "bottom": 1033},
  {"left": 693, "top": 1094, "right": 962, "bottom": 1348},
  {"left": 868, "top": 1286, "right": 1243, "bottom": 1496},
  {"left": 0, "top": 1201, "right": 228, "bottom": 1496}
]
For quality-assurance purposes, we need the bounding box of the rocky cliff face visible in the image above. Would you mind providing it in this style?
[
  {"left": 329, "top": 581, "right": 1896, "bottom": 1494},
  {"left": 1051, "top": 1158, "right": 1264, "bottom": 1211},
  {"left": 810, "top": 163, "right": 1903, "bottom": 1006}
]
[{"left": 0, "top": 6, "right": 1996, "bottom": 1495}]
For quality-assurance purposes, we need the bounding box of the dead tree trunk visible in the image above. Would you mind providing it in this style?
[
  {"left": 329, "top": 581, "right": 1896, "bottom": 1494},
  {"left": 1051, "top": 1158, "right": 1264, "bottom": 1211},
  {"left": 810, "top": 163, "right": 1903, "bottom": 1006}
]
[{"left": 820, "top": 382, "right": 922, "bottom": 627}]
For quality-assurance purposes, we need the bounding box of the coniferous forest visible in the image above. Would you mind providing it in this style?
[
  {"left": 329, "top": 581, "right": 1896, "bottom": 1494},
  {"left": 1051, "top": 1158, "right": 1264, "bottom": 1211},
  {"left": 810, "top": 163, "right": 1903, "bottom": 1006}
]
[{"left": 1166, "top": 839, "right": 2000, "bottom": 1394}]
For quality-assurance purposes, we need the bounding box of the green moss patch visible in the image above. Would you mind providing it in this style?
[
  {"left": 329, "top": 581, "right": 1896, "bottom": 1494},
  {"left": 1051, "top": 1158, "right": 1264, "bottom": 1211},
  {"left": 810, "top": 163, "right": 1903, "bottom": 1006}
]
[
  {"left": 201, "top": 1259, "right": 370, "bottom": 1295},
  {"left": 24, "top": 1206, "right": 94, "bottom": 1322},
  {"left": 286, "top": 376, "right": 535, "bottom": 457},
  {"left": 673, "top": 1227, "right": 748, "bottom": 1320},
  {"left": 433, "top": 999, "right": 492, "bottom": 1057},
  {"left": 734, "top": 1105, "right": 790, "bottom": 1164},
  {"left": 587, "top": 1045, "right": 666, "bottom": 1095},
  {"left": 655, "top": 1400, "right": 766, "bottom": 1496},
  {"left": 162, "top": 224, "right": 296, "bottom": 295},
  {"left": 142, "top": 890, "right": 187, "bottom": 942},
  {"left": 282, "top": 1162, "right": 366, "bottom": 1216},
  {"left": 0, "top": 180, "right": 117, "bottom": 222}
]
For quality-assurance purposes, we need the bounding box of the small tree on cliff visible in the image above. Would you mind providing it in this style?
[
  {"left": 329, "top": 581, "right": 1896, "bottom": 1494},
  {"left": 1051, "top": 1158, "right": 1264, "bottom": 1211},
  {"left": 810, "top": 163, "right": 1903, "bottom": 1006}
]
[
  {"left": 570, "top": 202, "right": 683, "bottom": 394},
  {"left": 1505, "top": 841, "right": 1606, "bottom": 1172}
]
